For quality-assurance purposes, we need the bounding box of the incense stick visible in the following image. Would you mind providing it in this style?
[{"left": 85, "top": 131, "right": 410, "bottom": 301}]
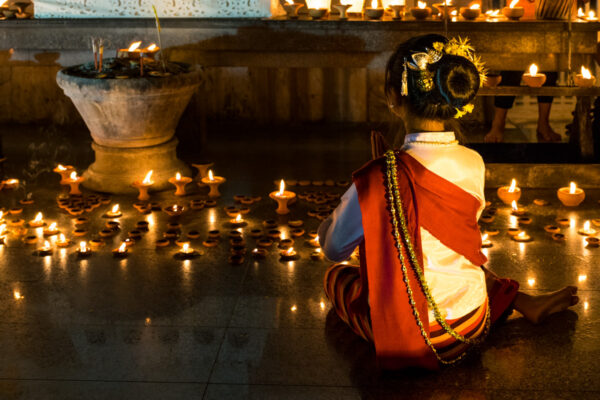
[{"left": 152, "top": 5, "right": 167, "bottom": 73}]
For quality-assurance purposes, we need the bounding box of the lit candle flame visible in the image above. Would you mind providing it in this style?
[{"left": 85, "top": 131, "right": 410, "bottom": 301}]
[
  {"left": 286, "top": 0, "right": 294, "bottom": 4},
  {"left": 569, "top": 181, "right": 577, "bottom": 194},
  {"left": 235, "top": 214, "right": 242, "bottom": 222},
  {"left": 589, "top": 10, "right": 596, "bottom": 19},
  {"left": 511, "top": 200, "right": 518, "bottom": 211},
  {"left": 528, "top": 63, "right": 538, "bottom": 76},
  {"left": 517, "top": 231, "right": 527, "bottom": 239},
  {"left": 578, "top": 7, "right": 585, "bottom": 17},
  {"left": 584, "top": 220, "right": 591, "bottom": 232},
  {"left": 482, "top": 233, "right": 489, "bottom": 241},
  {"left": 371, "top": 0, "right": 378, "bottom": 8},
  {"left": 43, "top": 240, "right": 51, "bottom": 250},
  {"left": 444, "top": 0, "right": 452, "bottom": 5},
  {"left": 470, "top": 3, "right": 481, "bottom": 9},
  {"left": 486, "top": 9, "right": 499, "bottom": 16},
  {"left": 111, "top": 204, "right": 120, "bottom": 214},
  {"left": 143, "top": 170, "right": 154, "bottom": 185},
  {"left": 509, "top": 0, "right": 519, "bottom": 8},
  {"left": 0, "top": 211, "right": 3, "bottom": 220},
  {"left": 80, "top": 241, "right": 88, "bottom": 252},
  {"left": 581, "top": 66, "right": 592, "bottom": 79},
  {"left": 58, "top": 233, "right": 66, "bottom": 243},
  {"left": 584, "top": 301, "right": 589, "bottom": 310},
  {"left": 57, "top": 164, "right": 66, "bottom": 171},
  {"left": 118, "top": 242, "right": 127, "bottom": 253},
  {"left": 34, "top": 212, "right": 43, "bottom": 223},
  {"left": 175, "top": 172, "right": 181, "bottom": 181},
  {"left": 48, "top": 222, "right": 57, "bottom": 231},
  {"left": 316, "top": 248, "right": 321, "bottom": 253},
  {"left": 291, "top": 305, "right": 297, "bottom": 312},
  {"left": 69, "top": 171, "right": 78, "bottom": 180},
  {"left": 208, "top": 170, "right": 215, "bottom": 181},
  {"left": 450, "top": 9, "right": 457, "bottom": 15},
  {"left": 14, "top": 291, "right": 22, "bottom": 300},
  {"left": 278, "top": 179, "right": 285, "bottom": 196},
  {"left": 286, "top": 247, "right": 295, "bottom": 255},
  {"left": 508, "top": 179, "right": 517, "bottom": 193},
  {"left": 320, "top": 300, "right": 326, "bottom": 310},
  {"left": 146, "top": 43, "right": 158, "bottom": 51},
  {"left": 527, "top": 277, "right": 535, "bottom": 287},
  {"left": 0, "top": 223, "right": 5, "bottom": 235},
  {"left": 417, "top": 1, "right": 426, "bottom": 8},
  {"left": 579, "top": 274, "right": 587, "bottom": 282},
  {"left": 128, "top": 41, "right": 142, "bottom": 52},
  {"left": 182, "top": 243, "right": 191, "bottom": 253}
]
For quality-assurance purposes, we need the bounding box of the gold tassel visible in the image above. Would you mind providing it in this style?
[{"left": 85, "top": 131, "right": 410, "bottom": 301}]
[{"left": 401, "top": 58, "right": 408, "bottom": 96}]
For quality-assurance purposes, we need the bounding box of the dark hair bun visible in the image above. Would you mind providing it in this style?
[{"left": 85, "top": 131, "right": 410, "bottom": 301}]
[{"left": 385, "top": 34, "right": 481, "bottom": 120}]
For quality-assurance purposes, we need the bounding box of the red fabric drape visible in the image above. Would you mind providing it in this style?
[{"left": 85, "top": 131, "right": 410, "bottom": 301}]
[{"left": 352, "top": 151, "right": 486, "bottom": 370}]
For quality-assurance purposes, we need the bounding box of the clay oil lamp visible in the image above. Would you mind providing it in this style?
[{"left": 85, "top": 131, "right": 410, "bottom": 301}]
[
  {"left": 334, "top": 0, "right": 353, "bottom": 20},
  {"left": 385, "top": 0, "right": 406, "bottom": 20},
  {"left": 56, "top": 234, "right": 71, "bottom": 248},
  {"left": 201, "top": 169, "right": 226, "bottom": 198},
  {"left": 2, "top": 178, "right": 19, "bottom": 190},
  {"left": 118, "top": 41, "right": 143, "bottom": 60},
  {"left": 575, "top": 66, "right": 596, "bottom": 88},
  {"left": 481, "top": 233, "right": 492, "bottom": 248},
  {"left": 43, "top": 222, "right": 60, "bottom": 237},
  {"left": 557, "top": 181, "right": 585, "bottom": 206},
  {"left": 169, "top": 172, "right": 192, "bottom": 196},
  {"left": 309, "top": 234, "right": 321, "bottom": 248},
  {"left": 65, "top": 171, "right": 84, "bottom": 195},
  {"left": 306, "top": 0, "right": 330, "bottom": 19},
  {"left": 229, "top": 254, "right": 245, "bottom": 265},
  {"left": 208, "top": 229, "right": 221, "bottom": 239},
  {"left": 411, "top": 1, "right": 431, "bottom": 20},
  {"left": 112, "top": 242, "right": 129, "bottom": 258},
  {"left": 54, "top": 164, "right": 74, "bottom": 183},
  {"left": 433, "top": 0, "right": 454, "bottom": 19},
  {"left": 175, "top": 243, "right": 200, "bottom": 260},
  {"left": 258, "top": 238, "right": 274, "bottom": 248},
  {"left": 280, "top": 247, "right": 300, "bottom": 261},
  {"left": 311, "top": 248, "right": 323, "bottom": 260},
  {"left": 202, "top": 239, "right": 219, "bottom": 248},
  {"left": 512, "top": 231, "right": 532, "bottom": 242},
  {"left": 283, "top": 0, "right": 303, "bottom": 18},
  {"left": 270, "top": 179, "right": 297, "bottom": 215},
  {"left": 365, "top": 0, "right": 384, "bottom": 19},
  {"left": 533, "top": 198, "right": 549, "bottom": 206},
  {"left": 578, "top": 220, "right": 597, "bottom": 236},
  {"left": 105, "top": 204, "right": 122, "bottom": 218},
  {"left": 522, "top": 63, "right": 546, "bottom": 88},
  {"left": 164, "top": 204, "right": 185, "bottom": 217},
  {"left": 230, "top": 213, "right": 247, "bottom": 228},
  {"left": 586, "top": 236, "right": 600, "bottom": 247},
  {"left": 155, "top": 238, "right": 170, "bottom": 248},
  {"left": 28, "top": 212, "right": 45, "bottom": 228},
  {"left": 132, "top": 170, "right": 154, "bottom": 201},
  {"left": 192, "top": 162, "right": 214, "bottom": 186},
  {"left": 510, "top": 201, "right": 527, "bottom": 216},
  {"left": 577, "top": 7, "right": 585, "bottom": 20},
  {"left": 503, "top": 0, "right": 524, "bottom": 20},
  {"left": 76, "top": 241, "right": 92, "bottom": 258},
  {"left": 485, "top": 9, "right": 500, "bottom": 20},
  {"left": 460, "top": 3, "right": 480, "bottom": 20},
  {"left": 497, "top": 179, "right": 521, "bottom": 205},
  {"left": 252, "top": 247, "right": 268, "bottom": 260},
  {"left": 587, "top": 10, "right": 598, "bottom": 21},
  {"left": 34, "top": 240, "right": 52, "bottom": 256}
]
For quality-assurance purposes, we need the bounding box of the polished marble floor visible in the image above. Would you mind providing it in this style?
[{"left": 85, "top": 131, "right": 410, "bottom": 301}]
[{"left": 0, "top": 123, "right": 598, "bottom": 400}]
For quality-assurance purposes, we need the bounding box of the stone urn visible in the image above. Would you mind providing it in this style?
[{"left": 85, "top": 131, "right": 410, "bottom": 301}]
[{"left": 56, "top": 65, "right": 202, "bottom": 194}]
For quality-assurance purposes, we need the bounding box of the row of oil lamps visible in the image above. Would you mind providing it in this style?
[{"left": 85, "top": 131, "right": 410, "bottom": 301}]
[{"left": 282, "top": 0, "right": 599, "bottom": 22}]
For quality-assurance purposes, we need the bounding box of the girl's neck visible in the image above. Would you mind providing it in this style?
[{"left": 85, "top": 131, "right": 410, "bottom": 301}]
[{"left": 405, "top": 118, "right": 445, "bottom": 133}]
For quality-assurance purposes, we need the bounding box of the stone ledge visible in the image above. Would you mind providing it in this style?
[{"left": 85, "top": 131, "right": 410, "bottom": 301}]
[{"left": 486, "top": 164, "right": 600, "bottom": 189}]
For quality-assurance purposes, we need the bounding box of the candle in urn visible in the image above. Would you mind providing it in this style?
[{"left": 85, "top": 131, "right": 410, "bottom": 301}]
[
  {"left": 168, "top": 172, "right": 192, "bottom": 196},
  {"left": 132, "top": 170, "right": 154, "bottom": 201},
  {"left": 77, "top": 241, "right": 92, "bottom": 258},
  {"left": 53, "top": 164, "right": 74, "bottom": 183},
  {"left": 497, "top": 179, "right": 521, "bottom": 204},
  {"left": 578, "top": 220, "right": 597, "bottom": 236},
  {"left": 503, "top": 0, "right": 524, "bottom": 20},
  {"left": 575, "top": 66, "right": 596, "bottom": 88},
  {"left": 523, "top": 63, "right": 546, "bottom": 87},
  {"left": 66, "top": 171, "right": 84, "bottom": 195},
  {"left": 112, "top": 242, "right": 128, "bottom": 258},
  {"left": 460, "top": 3, "right": 480, "bottom": 20},
  {"left": 270, "top": 179, "right": 297, "bottom": 215},
  {"left": 283, "top": 0, "right": 303, "bottom": 18},
  {"left": 365, "top": 0, "right": 384, "bottom": 19},
  {"left": 28, "top": 212, "right": 45, "bottom": 228},
  {"left": 411, "top": 1, "right": 431, "bottom": 20},
  {"left": 201, "top": 170, "right": 226, "bottom": 198},
  {"left": 557, "top": 181, "right": 585, "bottom": 206},
  {"left": 105, "top": 204, "right": 123, "bottom": 218}
]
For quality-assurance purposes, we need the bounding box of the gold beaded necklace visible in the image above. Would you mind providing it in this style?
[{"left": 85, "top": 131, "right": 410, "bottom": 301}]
[{"left": 384, "top": 150, "right": 490, "bottom": 365}]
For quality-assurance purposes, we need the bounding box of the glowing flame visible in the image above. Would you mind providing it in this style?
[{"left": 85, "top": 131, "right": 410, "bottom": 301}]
[
  {"left": 482, "top": 233, "right": 489, "bottom": 241},
  {"left": 511, "top": 200, "right": 518, "bottom": 211},
  {"left": 235, "top": 214, "right": 242, "bottom": 222},
  {"left": 48, "top": 222, "right": 57, "bottom": 231},
  {"left": 508, "top": 179, "right": 517, "bottom": 193},
  {"left": 58, "top": 233, "right": 66, "bottom": 243},
  {"left": 286, "top": 247, "right": 295, "bottom": 255},
  {"left": 175, "top": 172, "right": 181, "bottom": 181},
  {"left": 527, "top": 277, "right": 535, "bottom": 287},
  {"left": 450, "top": 10, "right": 457, "bottom": 15},
  {"left": 579, "top": 274, "right": 587, "bottom": 282},
  {"left": 69, "top": 171, "right": 78, "bottom": 180},
  {"left": 146, "top": 43, "right": 158, "bottom": 51},
  {"left": 111, "top": 204, "right": 120, "bottom": 214},
  {"left": 320, "top": 300, "right": 326, "bottom": 310},
  {"left": 584, "top": 220, "right": 591, "bottom": 232},
  {"left": 208, "top": 170, "right": 215, "bottom": 181},
  {"left": 581, "top": 66, "right": 592, "bottom": 79},
  {"left": 143, "top": 170, "right": 154, "bottom": 185},
  {"left": 486, "top": 9, "right": 500, "bottom": 16},
  {"left": 584, "top": 301, "right": 589, "bottom": 310},
  {"left": 278, "top": 179, "right": 285, "bottom": 196},
  {"left": 286, "top": 0, "right": 294, "bottom": 4},
  {"left": 43, "top": 240, "right": 51, "bottom": 250},
  {"left": 0, "top": 211, "right": 3, "bottom": 220},
  {"left": 57, "top": 164, "right": 67, "bottom": 171},
  {"left": 128, "top": 41, "right": 142, "bottom": 52},
  {"left": 509, "top": 0, "right": 518, "bottom": 8},
  {"left": 79, "top": 241, "right": 88, "bottom": 252},
  {"left": 34, "top": 212, "right": 43, "bottom": 223},
  {"left": 371, "top": 0, "right": 378, "bottom": 8},
  {"left": 0, "top": 1, "right": 7, "bottom": 8},
  {"left": 316, "top": 248, "right": 322, "bottom": 253},
  {"left": 291, "top": 305, "right": 297, "bottom": 312},
  {"left": 578, "top": 7, "right": 585, "bottom": 17},
  {"left": 14, "top": 291, "right": 22, "bottom": 300},
  {"left": 118, "top": 242, "right": 127, "bottom": 253},
  {"left": 443, "top": 0, "right": 452, "bottom": 5},
  {"left": 589, "top": 10, "right": 596, "bottom": 19},
  {"left": 528, "top": 63, "right": 538, "bottom": 76},
  {"left": 417, "top": 1, "right": 426, "bottom": 8},
  {"left": 569, "top": 181, "right": 577, "bottom": 194},
  {"left": 517, "top": 231, "right": 527, "bottom": 239},
  {"left": 182, "top": 243, "right": 191, "bottom": 253},
  {"left": 470, "top": 3, "right": 480, "bottom": 9}
]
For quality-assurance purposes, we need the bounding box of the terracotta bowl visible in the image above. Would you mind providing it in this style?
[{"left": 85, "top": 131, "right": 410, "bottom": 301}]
[
  {"left": 365, "top": 8, "right": 384, "bottom": 19},
  {"left": 484, "top": 74, "right": 502, "bottom": 87},
  {"left": 497, "top": 186, "right": 521, "bottom": 205},
  {"left": 522, "top": 73, "right": 546, "bottom": 88},
  {"left": 411, "top": 7, "right": 431, "bottom": 20},
  {"left": 460, "top": 7, "right": 480, "bottom": 20},
  {"left": 574, "top": 74, "right": 596, "bottom": 88},
  {"left": 557, "top": 187, "right": 585, "bottom": 207},
  {"left": 308, "top": 8, "right": 328, "bottom": 19},
  {"left": 503, "top": 6, "right": 524, "bottom": 20}
]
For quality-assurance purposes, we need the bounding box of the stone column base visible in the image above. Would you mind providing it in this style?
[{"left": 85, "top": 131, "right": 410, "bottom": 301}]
[{"left": 83, "top": 138, "right": 191, "bottom": 194}]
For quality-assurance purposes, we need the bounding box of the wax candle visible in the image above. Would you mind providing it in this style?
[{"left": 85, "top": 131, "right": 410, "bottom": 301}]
[
  {"left": 557, "top": 181, "right": 585, "bottom": 206},
  {"left": 523, "top": 63, "right": 546, "bottom": 87}
]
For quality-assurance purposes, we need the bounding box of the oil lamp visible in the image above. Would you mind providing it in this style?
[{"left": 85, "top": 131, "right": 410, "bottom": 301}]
[
  {"left": 230, "top": 213, "right": 247, "bottom": 227},
  {"left": 365, "top": 0, "right": 384, "bottom": 19},
  {"left": 510, "top": 201, "right": 526, "bottom": 216},
  {"left": 77, "top": 241, "right": 92, "bottom": 258},
  {"left": 523, "top": 63, "right": 546, "bottom": 87},
  {"left": 29, "top": 212, "right": 45, "bottom": 228},
  {"left": 586, "top": 237, "right": 600, "bottom": 247},
  {"left": 112, "top": 242, "right": 128, "bottom": 258},
  {"left": 334, "top": 0, "right": 353, "bottom": 20},
  {"left": 411, "top": 1, "right": 431, "bottom": 20},
  {"left": 201, "top": 170, "right": 226, "bottom": 198},
  {"left": 587, "top": 10, "right": 598, "bottom": 21},
  {"left": 36, "top": 240, "right": 52, "bottom": 256},
  {"left": 460, "top": 3, "right": 480, "bottom": 20},
  {"left": 43, "top": 222, "right": 60, "bottom": 236},
  {"left": 118, "top": 41, "right": 143, "bottom": 59},
  {"left": 269, "top": 179, "right": 297, "bottom": 215},
  {"left": 2, "top": 179, "right": 19, "bottom": 190},
  {"left": 481, "top": 233, "right": 492, "bottom": 248},
  {"left": 485, "top": 9, "right": 500, "bottom": 20},
  {"left": 512, "top": 231, "right": 532, "bottom": 242},
  {"left": 283, "top": 0, "right": 303, "bottom": 18},
  {"left": 175, "top": 242, "right": 200, "bottom": 259},
  {"left": 497, "top": 179, "right": 521, "bottom": 205},
  {"left": 574, "top": 66, "right": 596, "bottom": 88},
  {"left": 169, "top": 172, "right": 192, "bottom": 196},
  {"left": 105, "top": 204, "right": 122, "bottom": 218},
  {"left": 311, "top": 248, "right": 323, "bottom": 260},
  {"left": 54, "top": 164, "right": 74, "bottom": 182},
  {"left": 192, "top": 162, "right": 214, "bottom": 186},
  {"left": 557, "top": 181, "right": 585, "bottom": 206},
  {"left": 66, "top": 171, "right": 84, "bottom": 195},
  {"left": 385, "top": 0, "right": 406, "bottom": 20},
  {"left": 164, "top": 204, "right": 185, "bottom": 217},
  {"left": 578, "top": 220, "right": 597, "bottom": 236},
  {"left": 433, "top": 0, "right": 454, "bottom": 19},
  {"left": 56, "top": 234, "right": 70, "bottom": 247},
  {"left": 132, "top": 170, "right": 154, "bottom": 201},
  {"left": 280, "top": 246, "right": 299, "bottom": 261},
  {"left": 252, "top": 247, "right": 268, "bottom": 259},
  {"left": 306, "top": 0, "right": 330, "bottom": 19},
  {"left": 503, "top": 0, "right": 524, "bottom": 20},
  {"left": 309, "top": 234, "right": 321, "bottom": 248}
]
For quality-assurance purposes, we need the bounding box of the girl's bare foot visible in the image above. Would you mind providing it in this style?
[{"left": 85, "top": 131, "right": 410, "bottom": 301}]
[
  {"left": 513, "top": 286, "right": 579, "bottom": 324},
  {"left": 484, "top": 129, "right": 504, "bottom": 143}
]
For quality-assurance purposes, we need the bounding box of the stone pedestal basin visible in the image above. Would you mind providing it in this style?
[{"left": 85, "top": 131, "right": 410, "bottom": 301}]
[{"left": 57, "top": 65, "right": 202, "bottom": 194}]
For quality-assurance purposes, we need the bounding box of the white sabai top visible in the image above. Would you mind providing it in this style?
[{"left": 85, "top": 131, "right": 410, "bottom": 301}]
[{"left": 318, "top": 131, "right": 487, "bottom": 321}]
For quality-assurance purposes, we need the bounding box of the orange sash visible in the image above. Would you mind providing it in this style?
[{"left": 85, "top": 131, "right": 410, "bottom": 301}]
[{"left": 352, "top": 151, "right": 486, "bottom": 370}]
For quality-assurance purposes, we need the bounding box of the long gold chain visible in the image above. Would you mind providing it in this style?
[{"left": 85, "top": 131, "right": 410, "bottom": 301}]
[{"left": 384, "top": 150, "right": 490, "bottom": 365}]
